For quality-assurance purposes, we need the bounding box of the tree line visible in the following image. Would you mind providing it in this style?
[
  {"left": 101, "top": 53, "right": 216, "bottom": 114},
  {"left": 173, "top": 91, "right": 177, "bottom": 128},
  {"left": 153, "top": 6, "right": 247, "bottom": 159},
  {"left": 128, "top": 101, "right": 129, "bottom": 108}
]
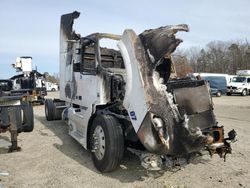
[
  {"left": 48, "top": 40, "right": 250, "bottom": 79},
  {"left": 43, "top": 72, "right": 59, "bottom": 84},
  {"left": 173, "top": 40, "right": 250, "bottom": 77}
]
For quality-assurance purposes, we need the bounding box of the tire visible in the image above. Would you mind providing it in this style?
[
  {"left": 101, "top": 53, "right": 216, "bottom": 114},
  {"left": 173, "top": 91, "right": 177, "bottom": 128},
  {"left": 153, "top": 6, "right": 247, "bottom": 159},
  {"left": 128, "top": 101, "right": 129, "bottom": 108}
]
[
  {"left": 45, "top": 99, "right": 55, "bottom": 121},
  {"left": 15, "top": 107, "right": 23, "bottom": 133},
  {"left": 53, "top": 101, "right": 64, "bottom": 120},
  {"left": 22, "top": 101, "right": 34, "bottom": 132},
  {"left": 39, "top": 96, "right": 45, "bottom": 105},
  {"left": 216, "top": 91, "right": 222, "bottom": 97},
  {"left": 90, "top": 115, "right": 124, "bottom": 172},
  {"left": 241, "top": 89, "right": 247, "bottom": 96},
  {"left": 51, "top": 88, "right": 56, "bottom": 92},
  {"left": 8, "top": 106, "right": 23, "bottom": 133},
  {"left": 226, "top": 92, "right": 232, "bottom": 96}
]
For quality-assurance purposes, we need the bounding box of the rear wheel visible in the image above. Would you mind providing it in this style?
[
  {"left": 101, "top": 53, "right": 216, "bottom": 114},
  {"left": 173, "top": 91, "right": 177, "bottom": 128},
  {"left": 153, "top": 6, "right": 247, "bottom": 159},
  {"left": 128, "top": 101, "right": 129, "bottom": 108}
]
[
  {"left": 22, "top": 101, "right": 34, "bottom": 132},
  {"left": 241, "top": 89, "right": 247, "bottom": 96},
  {"left": 90, "top": 115, "right": 124, "bottom": 172},
  {"left": 38, "top": 95, "right": 45, "bottom": 105},
  {"left": 45, "top": 99, "right": 55, "bottom": 121},
  {"left": 226, "top": 92, "right": 232, "bottom": 96}
]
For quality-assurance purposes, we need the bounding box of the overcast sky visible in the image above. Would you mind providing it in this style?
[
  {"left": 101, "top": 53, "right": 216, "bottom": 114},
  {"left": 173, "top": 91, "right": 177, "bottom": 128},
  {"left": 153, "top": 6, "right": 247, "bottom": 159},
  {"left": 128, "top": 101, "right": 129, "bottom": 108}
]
[{"left": 1, "top": 0, "right": 250, "bottom": 78}]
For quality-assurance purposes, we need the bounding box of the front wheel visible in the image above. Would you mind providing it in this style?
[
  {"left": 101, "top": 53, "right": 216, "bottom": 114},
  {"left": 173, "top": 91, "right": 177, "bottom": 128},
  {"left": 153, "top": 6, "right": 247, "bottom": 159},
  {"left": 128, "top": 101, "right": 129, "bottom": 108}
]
[
  {"left": 216, "top": 91, "right": 222, "bottom": 97},
  {"left": 45, "top": 99, "right": 55, "bottom": 121},
  {"left": 90, "top": 115, "right": 124, "bottom": 172},
  {"left": 227, "top": 92, "right": 232, "bottom": 96},
  {"left": 241, "top": 89, "right": 247, "bottom": 96}
]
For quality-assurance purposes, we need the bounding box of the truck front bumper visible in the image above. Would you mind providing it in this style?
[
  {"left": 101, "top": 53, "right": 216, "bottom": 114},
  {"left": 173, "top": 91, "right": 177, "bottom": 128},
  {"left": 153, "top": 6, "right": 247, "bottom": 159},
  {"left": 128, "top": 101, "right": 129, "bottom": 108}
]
[{"left": 227, "top": 88, "right": 243, "bottom": 94}]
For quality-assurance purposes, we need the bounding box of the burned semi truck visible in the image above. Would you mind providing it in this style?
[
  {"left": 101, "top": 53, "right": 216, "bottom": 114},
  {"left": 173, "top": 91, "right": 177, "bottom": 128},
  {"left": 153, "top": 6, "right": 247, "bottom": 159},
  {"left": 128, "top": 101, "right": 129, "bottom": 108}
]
[{"left": 45, "top": 11, "right": 236, "bottom": 172}]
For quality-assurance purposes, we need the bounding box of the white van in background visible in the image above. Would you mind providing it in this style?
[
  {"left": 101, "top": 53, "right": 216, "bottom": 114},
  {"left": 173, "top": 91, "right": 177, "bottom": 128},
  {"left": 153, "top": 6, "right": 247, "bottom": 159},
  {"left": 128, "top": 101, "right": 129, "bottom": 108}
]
[{"left": 46, "top": 82, "right": 59, "bottom": 91}]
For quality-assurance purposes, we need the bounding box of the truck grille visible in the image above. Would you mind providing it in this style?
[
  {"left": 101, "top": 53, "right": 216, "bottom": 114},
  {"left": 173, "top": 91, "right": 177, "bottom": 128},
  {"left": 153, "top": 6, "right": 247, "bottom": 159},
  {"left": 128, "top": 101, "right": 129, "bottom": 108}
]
[{"left": 227, "top": 86, "right": 237, "bottom": 90}]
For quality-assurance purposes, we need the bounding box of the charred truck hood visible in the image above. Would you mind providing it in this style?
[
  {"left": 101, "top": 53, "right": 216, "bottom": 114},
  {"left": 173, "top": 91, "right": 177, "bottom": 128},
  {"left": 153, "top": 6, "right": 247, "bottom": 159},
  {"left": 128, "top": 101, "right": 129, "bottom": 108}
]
[
  {"left": 117, "top": 27, "right": 235, "bottom": 158},
  {"left": 60, "top": 11, "right": 236, "bottom": 162}
]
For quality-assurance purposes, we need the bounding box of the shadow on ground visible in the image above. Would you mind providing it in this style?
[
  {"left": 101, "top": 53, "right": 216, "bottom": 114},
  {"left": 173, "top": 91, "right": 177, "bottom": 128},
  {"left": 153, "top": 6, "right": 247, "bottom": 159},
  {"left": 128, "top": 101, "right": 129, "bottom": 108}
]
[
  {"left": 35, "top": 114, "right": 148, "bottom": 183},
  {"left": 0, "top": 135, "right": 11, "bottom": 154},
  {"left": 35, "top": 110, "right": 212, "bottom": 183}
]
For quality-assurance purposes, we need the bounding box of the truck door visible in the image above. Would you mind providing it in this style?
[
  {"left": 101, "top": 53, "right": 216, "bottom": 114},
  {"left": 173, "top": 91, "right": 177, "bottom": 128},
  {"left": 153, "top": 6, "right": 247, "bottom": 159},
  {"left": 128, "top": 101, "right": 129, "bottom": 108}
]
[
  {"left": 247, "top": 78, "right": 250, "bottom": 90},
  {"left": 67, "top": 44, "right": 100, "bottom": 143}
]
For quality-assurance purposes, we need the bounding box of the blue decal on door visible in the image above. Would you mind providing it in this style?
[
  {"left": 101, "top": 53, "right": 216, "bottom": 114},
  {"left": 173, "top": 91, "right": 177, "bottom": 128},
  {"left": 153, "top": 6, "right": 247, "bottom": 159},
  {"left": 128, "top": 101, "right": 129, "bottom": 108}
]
[{"left": 130, "top": 111, "right": 137, "bottom": 120}]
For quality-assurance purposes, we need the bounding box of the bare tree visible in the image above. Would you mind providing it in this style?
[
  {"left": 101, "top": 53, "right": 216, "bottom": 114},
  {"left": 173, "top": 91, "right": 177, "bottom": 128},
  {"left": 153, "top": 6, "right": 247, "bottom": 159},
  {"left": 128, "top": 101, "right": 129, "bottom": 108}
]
[
  {"left": 173, "top": 50, "right": 193, "bottom": 77},
  {"left": 184, "top": 40, "right": 250, "bottom": 75}
]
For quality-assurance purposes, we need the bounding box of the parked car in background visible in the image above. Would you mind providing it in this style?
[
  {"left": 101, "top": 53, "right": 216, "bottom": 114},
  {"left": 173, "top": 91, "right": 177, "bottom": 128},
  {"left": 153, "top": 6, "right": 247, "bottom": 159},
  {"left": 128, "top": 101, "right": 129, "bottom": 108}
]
[{"left": 45, "top": 81, "right": 58, "bottom": 91}]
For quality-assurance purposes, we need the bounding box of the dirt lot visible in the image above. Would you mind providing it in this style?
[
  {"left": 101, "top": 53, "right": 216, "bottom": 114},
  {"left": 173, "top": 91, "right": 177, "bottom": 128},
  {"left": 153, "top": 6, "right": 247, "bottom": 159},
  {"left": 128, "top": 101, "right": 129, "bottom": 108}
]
[{"left": 1, "top": 92, "right": 250, "bottom": 188}]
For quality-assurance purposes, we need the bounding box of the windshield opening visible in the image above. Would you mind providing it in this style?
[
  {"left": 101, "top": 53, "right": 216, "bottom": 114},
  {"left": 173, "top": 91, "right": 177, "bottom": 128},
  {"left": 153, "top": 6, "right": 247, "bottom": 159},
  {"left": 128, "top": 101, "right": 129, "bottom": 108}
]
[
  {"left": 232, "top": 77, "right": 246, "bottom": 83},
  {"left": 99, "top": 38, "right": 125, "bottom": 70}
]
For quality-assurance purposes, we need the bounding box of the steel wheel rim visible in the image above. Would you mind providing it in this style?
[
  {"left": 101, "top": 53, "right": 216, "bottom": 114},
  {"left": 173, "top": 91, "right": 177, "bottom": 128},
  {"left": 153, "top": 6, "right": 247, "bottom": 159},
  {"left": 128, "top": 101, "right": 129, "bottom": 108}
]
[{"left": 93, "top": 125, "right": 105, "bottom": 160}]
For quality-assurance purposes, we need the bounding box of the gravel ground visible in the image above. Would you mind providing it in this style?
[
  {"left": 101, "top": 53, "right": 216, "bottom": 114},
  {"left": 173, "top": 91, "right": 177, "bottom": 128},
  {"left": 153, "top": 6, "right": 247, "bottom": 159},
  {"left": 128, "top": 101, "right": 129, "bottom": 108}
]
[{"left": 0, "top": 92, "right": 250, "bottom": 188}]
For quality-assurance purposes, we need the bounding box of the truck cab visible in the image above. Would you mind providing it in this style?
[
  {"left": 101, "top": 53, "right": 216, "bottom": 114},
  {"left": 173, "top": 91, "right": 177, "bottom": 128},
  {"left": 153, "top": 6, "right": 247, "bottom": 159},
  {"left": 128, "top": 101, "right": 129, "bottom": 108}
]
[
  {"left": 227, "top": 71, "right": 250, "bottom": 96},
  {"left": 0, "top": 79, "right": 13, "bottom": 92}
]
